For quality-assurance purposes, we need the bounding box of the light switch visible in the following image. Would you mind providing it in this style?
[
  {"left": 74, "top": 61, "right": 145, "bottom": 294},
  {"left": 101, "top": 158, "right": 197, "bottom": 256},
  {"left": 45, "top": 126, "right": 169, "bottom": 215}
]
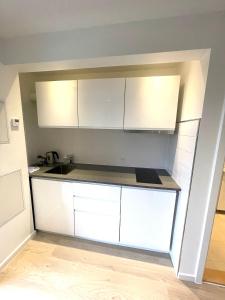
[{"left": 11, "top": 118, "right": 20, "bottom": 129}]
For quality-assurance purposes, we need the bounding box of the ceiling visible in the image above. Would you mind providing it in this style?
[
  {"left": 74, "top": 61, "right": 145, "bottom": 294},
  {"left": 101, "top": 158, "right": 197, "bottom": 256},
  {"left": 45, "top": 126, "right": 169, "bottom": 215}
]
[{"left": 0, "top": 0, "right": 225, "bottom": 38}]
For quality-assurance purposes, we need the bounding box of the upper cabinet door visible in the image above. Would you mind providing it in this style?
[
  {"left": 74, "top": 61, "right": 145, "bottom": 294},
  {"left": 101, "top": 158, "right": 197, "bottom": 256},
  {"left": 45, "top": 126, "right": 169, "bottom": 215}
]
[
  {"left": 36, "top": 80, "right": 78, "bottom": 127},
  {"left": 124, "top": 76, "right": 180, "bottom": 131},
  {"left": 78, "top": 78, "right": 125, "bottom": 129}
]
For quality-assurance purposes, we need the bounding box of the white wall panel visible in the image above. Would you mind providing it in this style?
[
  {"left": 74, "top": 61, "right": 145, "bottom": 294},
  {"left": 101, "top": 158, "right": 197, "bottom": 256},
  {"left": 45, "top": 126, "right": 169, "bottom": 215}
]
[
  {"left": 170, "top": 120, "right": 199, "bottom": 272},
  {"left": 0, "top": 64, "right": 33, "bottom": 267},
  {"left": 0, "top": 170, "right": 24, "bottom": 227}
]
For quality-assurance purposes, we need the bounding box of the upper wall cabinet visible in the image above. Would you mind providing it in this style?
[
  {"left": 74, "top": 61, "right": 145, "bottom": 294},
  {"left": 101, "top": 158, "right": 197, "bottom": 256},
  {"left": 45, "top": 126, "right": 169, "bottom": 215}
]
[
  {"left": 35, "top": 80, "right": 78, "bottom": 128},
  {"left": 0, "top": 101, "right": 9, "bottom": 144},
  {"left": 78, "top": 78, "right": 125, "bottom": 129},
  {"left": 124, "top": 76, "right": 180, "bottom": 131}
]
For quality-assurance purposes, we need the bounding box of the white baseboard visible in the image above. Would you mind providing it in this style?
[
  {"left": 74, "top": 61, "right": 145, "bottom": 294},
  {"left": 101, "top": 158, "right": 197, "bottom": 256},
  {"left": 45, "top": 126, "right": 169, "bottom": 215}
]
[
  {"left": 0, "top": 231, "right": 36, "bottom": 270},
  {"left": 178, "top": 272, "right": 197, "bottom": 283}
]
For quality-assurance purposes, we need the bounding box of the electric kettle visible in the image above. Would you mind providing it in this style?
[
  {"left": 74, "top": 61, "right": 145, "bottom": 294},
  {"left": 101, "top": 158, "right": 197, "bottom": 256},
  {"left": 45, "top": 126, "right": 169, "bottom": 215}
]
[{"left": 46, "top": 151, "right": 59, "bottom": 164}]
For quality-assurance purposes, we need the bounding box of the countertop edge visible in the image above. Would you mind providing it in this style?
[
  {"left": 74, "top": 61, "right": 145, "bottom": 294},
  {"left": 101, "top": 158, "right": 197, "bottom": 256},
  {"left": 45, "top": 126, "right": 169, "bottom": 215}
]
[{"left": 30, "top": 173, "right": 181, "bottom": 192}]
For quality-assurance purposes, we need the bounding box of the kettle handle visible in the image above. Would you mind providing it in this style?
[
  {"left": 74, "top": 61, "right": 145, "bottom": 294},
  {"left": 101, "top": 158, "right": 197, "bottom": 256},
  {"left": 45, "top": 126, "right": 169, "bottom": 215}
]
[{"left": 52, "top": 151, "right": 59, "bottom": 160}]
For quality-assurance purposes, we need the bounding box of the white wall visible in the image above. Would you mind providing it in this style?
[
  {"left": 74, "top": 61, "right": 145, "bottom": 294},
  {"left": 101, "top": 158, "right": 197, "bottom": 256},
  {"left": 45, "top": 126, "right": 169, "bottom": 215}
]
[
  {"left": 179, "top": 47, "right": 225, "bottom": 281},
  {"left": 0, "top": 63, "right": 33, "bottom": 267},
  {"left": 167, "top": 59, "right": 209, "bottom": 274},
  {"left": 19, "top": 73, "right": 44, "bottom": 164},
  {"left": 0, "top": 11, "right": 225, "bottom": 282},
  {"left": 0, "top": 12, "right": 221, "bottom": 65},
  {"left": 169, "top": 59, "right": 209, "bottom": 278},
  {"left": 170, "top": 120, "right": 200, "bottom": 275}
]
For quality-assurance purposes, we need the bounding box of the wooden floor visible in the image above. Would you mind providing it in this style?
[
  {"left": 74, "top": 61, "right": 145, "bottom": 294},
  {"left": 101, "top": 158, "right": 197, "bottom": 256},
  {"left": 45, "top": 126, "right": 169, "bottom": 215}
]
[
  {"left": 204, "top": 213, "right": 225, "bottom": 285},
  {"left": 0, "top": 232, "right": 225, "bottom": 299}
]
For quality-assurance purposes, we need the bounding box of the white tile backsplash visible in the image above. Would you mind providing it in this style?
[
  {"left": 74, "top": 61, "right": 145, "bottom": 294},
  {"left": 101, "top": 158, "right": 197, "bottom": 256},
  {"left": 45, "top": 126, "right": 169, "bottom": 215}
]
[{"left": 170, "top": 120, "right": 199, "bottom": 271}]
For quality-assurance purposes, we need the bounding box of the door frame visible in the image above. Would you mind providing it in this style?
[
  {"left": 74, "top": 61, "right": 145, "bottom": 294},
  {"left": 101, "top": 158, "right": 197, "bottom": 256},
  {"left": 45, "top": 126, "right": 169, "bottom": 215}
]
[{"left": 195, "top": 93, "right": 225, "bottom": 283}]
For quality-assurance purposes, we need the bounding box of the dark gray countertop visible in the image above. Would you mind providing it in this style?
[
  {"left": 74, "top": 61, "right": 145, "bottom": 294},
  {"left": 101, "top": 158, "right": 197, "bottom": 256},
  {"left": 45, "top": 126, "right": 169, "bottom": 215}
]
[{"left": 30, "top": 163, "right": 181, "bottom": 192}]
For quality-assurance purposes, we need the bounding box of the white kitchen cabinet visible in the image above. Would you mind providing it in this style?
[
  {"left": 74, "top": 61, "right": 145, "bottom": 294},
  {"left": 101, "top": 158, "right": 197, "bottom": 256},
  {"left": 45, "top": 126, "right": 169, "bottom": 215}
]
[
  {"left": 32, "top": 178, "right": 74, "bottom": 236},
  {"left": 120, "top": 187, "right": 176, "bottom": 252},
  {"left": 124, "top": 76, "right": 180, "bottom": 131},
  {"left": 73, "top": 182, "right": 121, "bottom": 243},
  {"left": 31, "top": 176, "right": 177, "bottom": 253},
  {"left": 78, "top": 78, "right": 125, "bottom": 129},
  {"left": 35, "top": 80, "right": 78, "bottom": 127}
]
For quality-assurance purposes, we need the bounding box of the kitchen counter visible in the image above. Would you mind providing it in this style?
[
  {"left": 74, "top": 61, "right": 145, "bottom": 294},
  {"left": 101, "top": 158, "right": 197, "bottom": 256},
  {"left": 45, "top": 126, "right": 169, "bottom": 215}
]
[{"left": 30, "top": 163, "right": 180, "bottom": 192}]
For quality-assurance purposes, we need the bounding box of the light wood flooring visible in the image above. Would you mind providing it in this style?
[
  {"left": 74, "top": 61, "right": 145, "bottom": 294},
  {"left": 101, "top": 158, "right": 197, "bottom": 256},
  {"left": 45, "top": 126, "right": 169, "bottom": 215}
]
[
  {"left": 0, "top": 232, "right": 225, "bottom": 299},
  {"left": 204, "top": 213, "right": 225, "bottom": 285}
]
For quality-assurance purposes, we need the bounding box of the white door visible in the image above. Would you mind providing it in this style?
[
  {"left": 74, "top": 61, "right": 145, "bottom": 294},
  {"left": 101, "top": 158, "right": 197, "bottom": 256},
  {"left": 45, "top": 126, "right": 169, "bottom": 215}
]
[
  {"left": 35, "top": 80, "right": 78, "bottom": 127},
  {"left": 78, "top": 78, "right": 125, "bottom": 129},
  {"left": 124, "top": 76, "right": 180, "bottom": 130},
  {"left": 120, "top": 187, "right": 176, "bottom": 252},
  {"left": 32, "top": 178, "right": 74, "bottom": 236}
]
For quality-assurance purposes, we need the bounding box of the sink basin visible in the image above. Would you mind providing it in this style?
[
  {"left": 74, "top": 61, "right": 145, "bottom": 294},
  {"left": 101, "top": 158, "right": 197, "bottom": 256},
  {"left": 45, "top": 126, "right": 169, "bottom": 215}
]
[{"left": 45, "top": 165, "right": 75, "bottom": 175}]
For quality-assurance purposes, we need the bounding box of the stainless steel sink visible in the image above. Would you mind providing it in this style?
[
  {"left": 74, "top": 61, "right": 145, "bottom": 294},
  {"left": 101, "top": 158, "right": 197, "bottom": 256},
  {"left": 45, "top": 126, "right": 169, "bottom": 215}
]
[{"left": 45, "top": 165, "right": 75, "bottom": 175}]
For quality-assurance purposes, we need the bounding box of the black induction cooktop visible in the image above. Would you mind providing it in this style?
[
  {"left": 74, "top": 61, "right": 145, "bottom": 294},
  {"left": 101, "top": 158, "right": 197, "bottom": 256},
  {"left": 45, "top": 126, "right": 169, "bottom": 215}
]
[{"left": 135, "top": 168, "right": 162, "bottom": 185}]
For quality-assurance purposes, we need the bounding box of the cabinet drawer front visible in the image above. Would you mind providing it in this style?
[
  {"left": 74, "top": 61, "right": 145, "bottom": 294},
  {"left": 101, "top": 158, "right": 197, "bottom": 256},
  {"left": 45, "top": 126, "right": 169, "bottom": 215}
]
[
  {"left": 121, "top": 187, "right": 176, "bottom": 215},
  {"left": 74, "top": 196, "right": 120, "bottom": 216},
  {"left": 75, "top": 211, "right": 120, "bottom": 243},
  {"left": 120, "top": 187, "right": 176, "bottom": 252},
  {"left": 73, "top": 182, "right": 121, "bottom": 201}
]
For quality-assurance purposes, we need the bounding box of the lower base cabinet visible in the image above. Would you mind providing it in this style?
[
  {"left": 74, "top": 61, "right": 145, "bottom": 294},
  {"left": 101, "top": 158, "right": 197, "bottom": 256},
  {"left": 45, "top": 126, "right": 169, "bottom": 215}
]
[
  {"left": 120, "top": 187, "right": 176, "bottom": 252},
  {"left": 32, "top": 178, "right": 74, "bottom": 236},
  {"left": 31, "top": 178, "right": 177, "bottom": 253}
]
